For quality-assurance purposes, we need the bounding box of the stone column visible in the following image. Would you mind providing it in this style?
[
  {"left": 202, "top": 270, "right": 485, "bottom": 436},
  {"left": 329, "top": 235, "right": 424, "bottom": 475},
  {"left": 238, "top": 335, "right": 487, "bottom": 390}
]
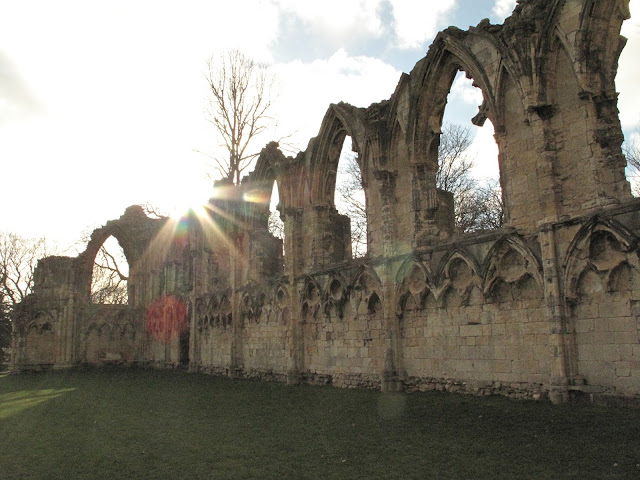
[
  {"left": 373, "top": 170, "right": 403, "bottom": 391},
  {"left": 539, "top": 225, "right": 570, "bottom": 404},
  {"left": 54, "top": 298, "right": 75, "bottom": 368},
  {"left": 305, "top": 206, "right": 351, "bottom": 271},
  {"left": 411, "top": 165, "right": 454, "bottom": 246},
  {"left": 283, "top": 208, "right": 305, "bottom": 385},
  {"left": 229, "top": 230, "right": 244, "bottom": 379}
]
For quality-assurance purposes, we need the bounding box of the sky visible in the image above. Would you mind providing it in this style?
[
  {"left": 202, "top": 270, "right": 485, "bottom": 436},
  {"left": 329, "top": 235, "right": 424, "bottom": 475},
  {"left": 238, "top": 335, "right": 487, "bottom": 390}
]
[{"left": 1, "top": 0, "right": 639, "bottom": 250}]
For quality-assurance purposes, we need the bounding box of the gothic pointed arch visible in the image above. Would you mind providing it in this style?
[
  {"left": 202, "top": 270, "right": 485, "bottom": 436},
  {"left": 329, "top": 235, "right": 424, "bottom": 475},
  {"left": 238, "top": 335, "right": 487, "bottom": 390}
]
[
  {"left": 274, "top": 282, "right": 290, "bottom": 309},
  {"left": 379, "top": 73, "right": 411, "bottom": 170},
  {"left": 242, "top": 142, "right": 285, "bottom": 229},
  {"left": 482, "top": 235, "right": 544, "bottom": 299},
  {"left": 324, "top": 272, "right": 349, "bottom": 319},
  {"left": 353, "top": 265, "right": 383, "bottom": 294},
  {"left": 408, "top": 29, "right": 501, "bottom": 169},
  {"left": 395, "top": 256, "right": 432, "bottom": 316},
  {"left": 351, "top": 266, "right": 384, "bottom": 316},
  {"left": 302, "top": 275, "right": 322, "bottom": 302},
  {"left": 75, "top": 205, "right": 163, "bottom": 303},
  {"left": 307, "top": 103, "right": 368, "bottom": 207},
  {"left": 533, "top": 0, "right": 572, "bottom": 58},
  {"left": 435, "top": 247, "right": 483, "bottom": 306},
  {"left": 564, "top": 217, "right": 639, "bottom": 302}
]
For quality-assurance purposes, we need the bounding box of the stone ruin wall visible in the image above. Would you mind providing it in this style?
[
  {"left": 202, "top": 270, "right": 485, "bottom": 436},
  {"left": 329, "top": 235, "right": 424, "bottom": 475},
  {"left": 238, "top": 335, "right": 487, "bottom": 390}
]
[{"left": 11, "top": 0, "right": 640, "bottom": 406}]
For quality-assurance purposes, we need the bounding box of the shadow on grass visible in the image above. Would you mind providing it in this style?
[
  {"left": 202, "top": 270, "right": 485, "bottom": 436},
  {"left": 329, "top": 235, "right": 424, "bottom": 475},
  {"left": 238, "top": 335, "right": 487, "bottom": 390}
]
[{"left": 1, "top": 368, "right": 639, "bottom": 479}]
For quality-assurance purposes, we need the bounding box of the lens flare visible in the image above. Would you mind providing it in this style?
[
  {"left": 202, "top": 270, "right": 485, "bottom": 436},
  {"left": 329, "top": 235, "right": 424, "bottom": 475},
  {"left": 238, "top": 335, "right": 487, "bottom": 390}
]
[
  {"left": 138, "top": 183, "right": 250, "bottom": 279},
  {"left": 145, "top": 295, "right": 187, "bottom": 343},
  {"left": 242, "top": 189, "right": 270, "bottom": 204}
]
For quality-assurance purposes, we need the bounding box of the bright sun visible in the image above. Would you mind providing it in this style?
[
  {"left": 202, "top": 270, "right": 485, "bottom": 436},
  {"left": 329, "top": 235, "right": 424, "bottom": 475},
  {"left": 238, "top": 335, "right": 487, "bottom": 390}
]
[{"left": 161, "top": 170, "right": 214, "bottom": 220}]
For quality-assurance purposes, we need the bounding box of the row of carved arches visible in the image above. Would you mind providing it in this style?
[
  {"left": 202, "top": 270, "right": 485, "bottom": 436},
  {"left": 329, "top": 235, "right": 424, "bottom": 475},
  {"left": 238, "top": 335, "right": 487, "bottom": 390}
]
[
  {"left": 300, "top": 268, "right": 383, "bottom": 323},
  {"left": 239, "top": 284, "right": 290, "bottom": 325},
  {"left": 396, "top": 236, "right": 544, "bottom": 316},
  {"left": 394, "top": 219, "right": 640, "bottom": 316},
  {"left": 85, "top": 321, "right": 136, "bottom": 340},
  {"left": 84, "top": 319, "right": 137, "bottom": 363},
  {"left": 195, "top": 294, "right": 232, "bottom": 331}
]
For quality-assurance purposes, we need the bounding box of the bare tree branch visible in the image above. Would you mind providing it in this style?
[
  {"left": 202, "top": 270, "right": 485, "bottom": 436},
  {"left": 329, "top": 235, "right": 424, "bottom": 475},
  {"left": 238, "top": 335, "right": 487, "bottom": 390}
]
[
  {"left": 268, "top": 210, "right": 284, "bottom": 240},
  {"left": 624, "top": 127, "right": 640, "bottom": 196},
  {"left": 0, "top": 233, "right": 52, "bottom": 355},
  {"left": 141, "top": 203, "right": 168, "bottom": 219},
  {"left": 334, "top": 123, "right": 504, "bottom": 251},
  {"left": 336, "top": 152, "right": 367, "bottom": 258},
  {"left": 0, "top": 233, "right": 49, "bottom": 306},
  {"left": 432, "top": 123, "right": 503, "bottom": 232},
  {"left": 91, "top": 238, "right": 129, "bottom": 305},
  {"left": 204, "top": 50, "right": 278, "bottom": 185}
]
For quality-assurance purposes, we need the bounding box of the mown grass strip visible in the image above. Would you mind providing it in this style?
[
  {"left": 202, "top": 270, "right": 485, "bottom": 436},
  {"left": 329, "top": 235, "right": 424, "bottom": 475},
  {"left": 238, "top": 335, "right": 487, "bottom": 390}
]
[{"left": 1, "top": 369, "right": 639, "bottom": 480}]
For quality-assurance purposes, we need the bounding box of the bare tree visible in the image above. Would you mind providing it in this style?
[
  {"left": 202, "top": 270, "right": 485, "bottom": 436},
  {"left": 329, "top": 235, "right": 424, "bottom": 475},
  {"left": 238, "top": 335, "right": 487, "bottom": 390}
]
[
  {"left": 336, "top": 152, "right": 367, "bottom": 258},
  {"left": 334, "top": 123, "right": 504, "bottom": 250},
  {"left": 624, "top": 128, "right": 640, "bottom": 196},
  {"left": 204, "top": 50, "right": 276, "bottom": 185},
  {"left": 91, "top": 237, "right": 129, "bottom": 305},
  {"left": 456, "top": 178, "right": 504, "bottom": 233},
  {"left": 268, "top": 210, "right": 284, "bottom": 240},
  {"left": 0, "top": 233, "right": 52, "bottom": 359},
  {"left": 435, "top": 123, "right": 476, "bottom": 195},
  {"left": 436, "top": 123, "right": 504, "bottom": 232},
  {"left": 0, "top": 233, "right": 49, "bottom": 306}
]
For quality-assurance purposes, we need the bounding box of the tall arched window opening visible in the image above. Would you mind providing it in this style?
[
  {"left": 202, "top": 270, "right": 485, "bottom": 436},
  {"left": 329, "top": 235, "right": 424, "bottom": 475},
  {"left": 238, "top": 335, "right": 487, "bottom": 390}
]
[
  {"left": 439, "top": 71, "right": 502, "bottom": 233},
  {"left": 335, "top": 136, "right": 367, "bottom": 258},
  {"left": 91, "top": 235, "right": 129, "bottom": 304},
  {"left": 268, "top": 180, "right": 284, "bottom": 241},
  {"left": 624, "top": 130, "right": 640, "bottom": 196}
]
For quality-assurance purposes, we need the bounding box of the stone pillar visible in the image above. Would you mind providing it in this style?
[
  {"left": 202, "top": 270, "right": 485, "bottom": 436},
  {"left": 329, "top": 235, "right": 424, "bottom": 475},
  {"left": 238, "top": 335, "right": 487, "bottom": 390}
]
[
  {"left": 372, "top": 170, "right": 403, "bottom": 391},
  {"left": 229, "top": 230, "right": 244, "bottom": 379},
  {"left": 411, "top": 165, "right": 454, "bottom": 245},
  {"left": 283, "top": 208, "right": 305, "bottom": 385},
  {"left": 587, "top": 90, "right": 632, "bottom": 206},
  {"left": 539, "top": 225, "right": 570, "bottom": 404},
  {"left": 188, "top": 294, "right": 198, "bottom": 373},
  {"left": 374, "top": 170, "right": 398, "bottom": 258},
  {"left": 248, "top": 229, "right": 283, "bottom": 282},
  {"left": 54, "top": 298, "right": 75, "bottom": 368},
  {"left": 305, "top": 206, "right": 351, "bottom": 271}
]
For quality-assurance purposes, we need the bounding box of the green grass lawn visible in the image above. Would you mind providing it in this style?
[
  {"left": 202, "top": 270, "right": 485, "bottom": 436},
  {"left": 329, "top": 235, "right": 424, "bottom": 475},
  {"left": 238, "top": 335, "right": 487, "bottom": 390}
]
[{"left": 1, "top": 369, "right": 639, "bottom": 480}]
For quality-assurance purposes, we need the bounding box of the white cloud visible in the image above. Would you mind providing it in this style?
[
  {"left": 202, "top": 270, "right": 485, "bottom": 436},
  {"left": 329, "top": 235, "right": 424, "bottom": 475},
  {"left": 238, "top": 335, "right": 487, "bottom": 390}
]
[
  {"left": 468, "top": 121, "right": 500, "bottom": 181},
  {"left": 492, "top": 0, "right": 517, "bottom": 21},
  {"left": 271, "top": 49, "right": 401, "bottom": 151},
  {"left": 390, "top": 0, "right": 456, "bottom": 49},
  {"left": 449, "top": 73, "right": 483, "bottom": 106},
  {"left": 274, "top": 0, "right": 383, "bottom": 45},
  {"left": 274, "top": 0, "right": 457, "bottom": 51}
]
